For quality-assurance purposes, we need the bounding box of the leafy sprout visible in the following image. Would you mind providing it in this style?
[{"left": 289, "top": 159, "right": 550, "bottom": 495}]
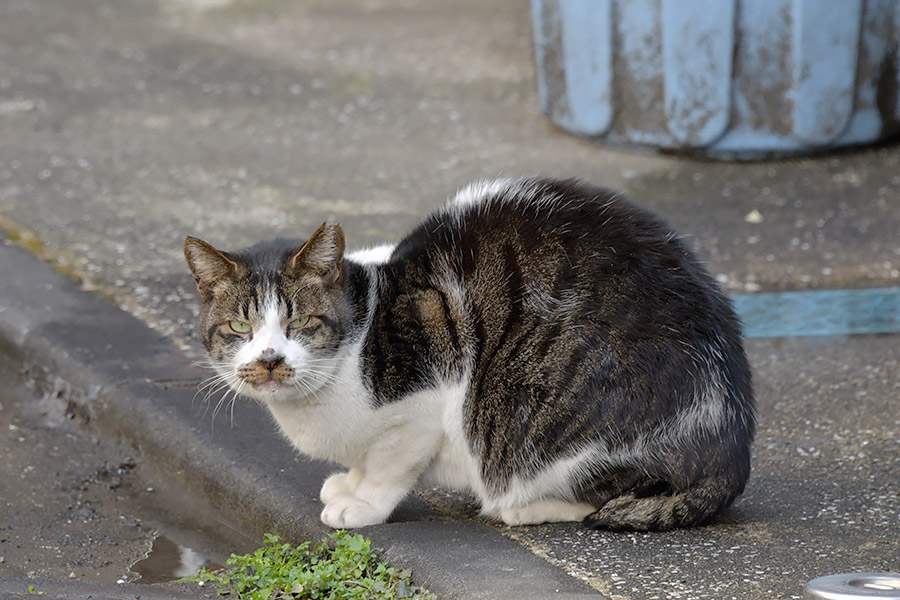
[{"left": 183, "top": 531, "right": 434, "bottom": 600}]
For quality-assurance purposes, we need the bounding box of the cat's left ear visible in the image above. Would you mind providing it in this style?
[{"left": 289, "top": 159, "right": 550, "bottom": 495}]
[{"left": 289, "top": 222, "right": 345, "bottom": 284}]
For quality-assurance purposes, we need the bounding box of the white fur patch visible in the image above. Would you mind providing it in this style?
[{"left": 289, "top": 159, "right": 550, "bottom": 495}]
[
  {"left": 445, "top": 177, "right": 571, "bottom": 218},
  {"left": 670, "top": 342, "right": 730, "bottom": 441},
  {"left": 346, "top": 244, "right": 396, "bottom": 265},
  {"left": 499, "top": 500, "right": 596, "bottom": 525},
  {"left": 233, "top": 294, "right": 288, "bottom": 367},
  {"left": 450, "top": 178, "right": 517, "bottom": 209},
  {"left": 421, "top": 374, "right": 482, "bottom": 492},
  {"left": 479, "top": 445, "right": 597, "bottom": 517}
]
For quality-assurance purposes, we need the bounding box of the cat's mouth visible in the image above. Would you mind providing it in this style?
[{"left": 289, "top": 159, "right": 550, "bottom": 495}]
[
  {"left": 237, "top": 359, "right": 296, "bottom": 394},
  {"left": 252, "top": 377, "right": 285, "bottom": 392}
]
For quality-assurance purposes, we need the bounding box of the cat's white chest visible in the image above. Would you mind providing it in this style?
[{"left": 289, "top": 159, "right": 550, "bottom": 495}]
[
  {"left": 264, "top": 352, "right": 373, "bottom": 464},
  {"left": 422, "top": 376, "right": 484, "bottom": 495},
  {"left": 267, "top": 362, "right": 483, "bottom": 495},
  {"left": 266, "top": 392, "right": 365, "bottom": 464}
]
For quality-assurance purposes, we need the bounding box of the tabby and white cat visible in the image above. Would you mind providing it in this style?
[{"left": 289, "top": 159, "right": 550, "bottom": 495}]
[{"left": 184, "top": 177, "right": 754, "bottom": 531}]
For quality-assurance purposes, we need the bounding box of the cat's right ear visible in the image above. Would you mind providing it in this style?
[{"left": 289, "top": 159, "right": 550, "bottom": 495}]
[
  {"left": 184, "top": 237, "right": 244, "bottom": 301},
  {"left": 288, "top": 223, "right": 346, "bottom": 284}
]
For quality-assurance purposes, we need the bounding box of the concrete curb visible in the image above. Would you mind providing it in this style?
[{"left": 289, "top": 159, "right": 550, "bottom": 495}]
[
  {"left": 0, "top": 578, "right": 217, "bottom": 600},
  {"left": 0, "top": 233, "right": 602, "bottom": 599}
]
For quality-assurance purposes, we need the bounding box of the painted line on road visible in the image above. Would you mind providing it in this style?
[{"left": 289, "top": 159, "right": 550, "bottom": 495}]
[{"left": 733, "top": 287, "right": 900, "bottom": 338}]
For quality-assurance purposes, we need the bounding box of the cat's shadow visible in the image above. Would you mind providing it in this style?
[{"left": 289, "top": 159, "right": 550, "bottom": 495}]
[
  {"left": 402, "top": 486, "right": 482, "bottom": 523},
  {"left": 403, "top": 486, "right": 755, "bottom": 533}
]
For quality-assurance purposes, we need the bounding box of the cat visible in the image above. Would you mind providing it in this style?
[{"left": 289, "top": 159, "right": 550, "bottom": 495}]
[{"left": 184, "top": 177, "right": 755, "bottom": 531}]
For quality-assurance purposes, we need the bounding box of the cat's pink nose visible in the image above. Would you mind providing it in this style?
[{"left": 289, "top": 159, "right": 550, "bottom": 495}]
[
  {"left": 259, "top": 358, "right": 283, "bottom": 372},
  {"left": 258, "top": 349, "right": 284, "bottom": 372}
]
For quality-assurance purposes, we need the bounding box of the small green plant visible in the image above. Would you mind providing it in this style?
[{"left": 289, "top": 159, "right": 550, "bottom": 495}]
[{"left": 186, "top": 531, "right": 434, "bottom": 600}]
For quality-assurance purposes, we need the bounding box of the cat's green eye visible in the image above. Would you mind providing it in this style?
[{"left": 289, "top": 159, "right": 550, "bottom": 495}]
[
  {"left": 288, "top": 315, "right": 311, "bottom": 330},
  {"left": 228, "top": 320, "right": 252, "bottom": 334}
]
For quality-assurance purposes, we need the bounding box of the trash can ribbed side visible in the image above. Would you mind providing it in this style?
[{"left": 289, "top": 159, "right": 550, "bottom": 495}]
[{"left": 530, "top": 0, "right": 900, "bottom": 157}]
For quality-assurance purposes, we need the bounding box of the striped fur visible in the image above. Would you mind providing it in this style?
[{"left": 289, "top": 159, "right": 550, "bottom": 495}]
[{"left": 184, "top": 177, "right": 755, "bottom": 531}]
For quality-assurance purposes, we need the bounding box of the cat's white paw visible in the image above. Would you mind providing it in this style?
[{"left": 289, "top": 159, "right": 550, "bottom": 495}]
[
  {"left": 499, "top": 500, "right": 596, "bottom": 526},
  {"left": 320, "top": 471, "right": 361, "bottom": 504},
  {"left": 500, "top": 506, "right": 542, "bottom": 526},
  {"left": 320, "top": 495, "right": 389, "bottom": 529}
]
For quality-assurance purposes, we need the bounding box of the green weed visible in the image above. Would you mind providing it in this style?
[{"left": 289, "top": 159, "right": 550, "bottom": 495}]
[{"left": 185, "top": 531, "right": 435, "bottom": 600}]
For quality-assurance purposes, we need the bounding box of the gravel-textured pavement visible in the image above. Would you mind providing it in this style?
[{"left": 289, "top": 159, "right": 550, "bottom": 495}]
[{"left": 1, "top": 0, "right": 898, "bottom": 598}]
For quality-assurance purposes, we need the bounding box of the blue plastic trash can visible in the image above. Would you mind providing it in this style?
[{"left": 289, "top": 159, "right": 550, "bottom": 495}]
[{"left": 531, "top": 0, "right": 900, "bottom": 157}]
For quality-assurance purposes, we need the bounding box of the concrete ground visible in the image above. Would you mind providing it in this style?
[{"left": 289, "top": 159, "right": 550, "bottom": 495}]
[{"left": 1, "top": 0, "right": 898, "bottom": 598}]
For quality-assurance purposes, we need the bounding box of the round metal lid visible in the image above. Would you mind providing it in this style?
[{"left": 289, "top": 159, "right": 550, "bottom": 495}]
[{"left": 805, "top": 574, "right": 900, "bottom": 600}]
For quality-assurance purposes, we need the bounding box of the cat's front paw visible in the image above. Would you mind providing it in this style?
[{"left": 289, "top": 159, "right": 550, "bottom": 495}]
[
  {"left": 320, "top": 470, "right": 362, "bottom": 504},
  {"left": 320, "top": 495, "right": 389, "bottom": 529}
]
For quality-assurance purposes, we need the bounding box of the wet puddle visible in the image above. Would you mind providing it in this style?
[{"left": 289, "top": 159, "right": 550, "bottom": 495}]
[
  {"left": 734, "top": 286, "right": 900, "bottom": 338},
  {"left": 120, "top": 475, "right": 257, "bottom": 585},
  {"left": 133, "top": 535, "right": 223, "bottom": 583}
]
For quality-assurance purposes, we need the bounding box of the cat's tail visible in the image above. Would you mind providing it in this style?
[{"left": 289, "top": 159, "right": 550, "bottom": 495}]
[{"left": 582, "top": 475, "right": 740, "bottom": 531}]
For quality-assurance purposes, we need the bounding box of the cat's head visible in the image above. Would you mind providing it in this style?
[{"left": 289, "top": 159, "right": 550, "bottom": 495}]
[{"left": 184, "top": 223, "right": 350, "bottom": 403}]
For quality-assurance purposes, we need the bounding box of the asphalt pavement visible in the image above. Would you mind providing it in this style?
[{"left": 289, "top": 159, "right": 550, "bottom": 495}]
[{"left": 1, "top": 0, "right": 898, "bottom": 598}]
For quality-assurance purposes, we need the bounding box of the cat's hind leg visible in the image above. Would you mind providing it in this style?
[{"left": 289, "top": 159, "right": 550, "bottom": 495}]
[{"left": 498, "top": 500, "right": 596, "bottom": 526}]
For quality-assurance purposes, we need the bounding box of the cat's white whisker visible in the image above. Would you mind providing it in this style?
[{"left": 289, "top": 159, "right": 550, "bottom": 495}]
[
  {"left": 202, "top": 376, "right": 238, "bottom": 400},
  {"left": 302, "top": 369, "right": 340, "bottom": 384},
  {"left": 211, "top": 396, "right": 226, "bottom": 421},
  {"left": 194, "top": 359, "right": 229, "bottom": 369},
  {"left": 199, "top": 384, "right": 230, "bottom": 412},
  {"left": 211, "top": 382, "right": 235, "bottom": 415},
  {"left": 290, "top": 378, "right": 324, "bottom": 407},
  {"left": 217, "top": 386, "right": 241, "bottom": 420},
  {"left": 206, "top": 372, "right": 244, "bottom": 424},
  {"left": 292, "top": 375, "right": 317, "bottom": 396},
  {"left": 228, "top": 380, "right": 247, "bottom": 428},
  {"left": 197, "top": 373, "right": 234, "bottom": 392}
]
